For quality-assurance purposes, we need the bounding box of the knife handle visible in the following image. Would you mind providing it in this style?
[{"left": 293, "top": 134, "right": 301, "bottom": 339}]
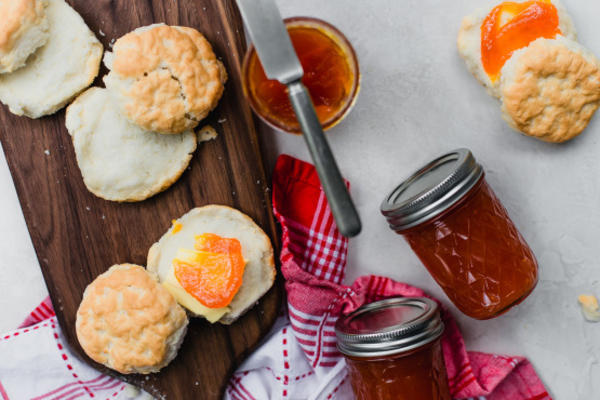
[{"left": 286, "top": 81, "right": 362, "bottom": 238}]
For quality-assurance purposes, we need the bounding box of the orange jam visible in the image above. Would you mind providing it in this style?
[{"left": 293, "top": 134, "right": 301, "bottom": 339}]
[
  {"left": 345, "top": 341, "right": 450, "bottom": 400},
  {"left": 244, "top": 18, "right": 359, "bottom": 133},
  {"left": 481, "top": 0, "right": 561, "bottom": 81},
  {"left": 403, "top": 178, "right": 538, "bottom": 320},
  {"left": 336, "top": 298, "right": 450, "bottom": 400},
  {"left": 381, "top": 150, "right": 538, "bottom": 320},
  {"left": 174, "top": 233, "right": 245, "bottom": 308}
]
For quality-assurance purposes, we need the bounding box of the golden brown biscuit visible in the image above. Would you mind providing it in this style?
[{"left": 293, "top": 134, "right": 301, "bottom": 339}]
[
  {"left": 103, "top": 24, "right": 227, "bottom": 134},
  {"left": 500, "top": 37, "right": 600, "bottom": 143},
  {"left": 76, "top": 264, "right": 188, "bottom": 374},
  {"left": 0, "top": 0, "right": 49, "bottom": 73}
]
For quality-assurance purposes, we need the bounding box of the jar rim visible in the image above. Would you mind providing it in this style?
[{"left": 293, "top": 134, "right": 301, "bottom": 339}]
[
  {"left": 380, "top": 149, "right": 483, "bottom": 232},
  {"left": 335, "top": 297, "right": 444, "bottom": 358}
]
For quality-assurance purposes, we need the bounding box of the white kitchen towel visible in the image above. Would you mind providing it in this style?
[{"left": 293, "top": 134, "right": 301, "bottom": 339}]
[{"left": 0, "top": 299, "right": 150, "bottom": 400}]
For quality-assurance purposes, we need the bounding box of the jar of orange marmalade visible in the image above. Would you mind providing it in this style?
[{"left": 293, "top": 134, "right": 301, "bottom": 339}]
[
  {"left": 335, "top": 297, "right": 450, "bottom": 400},
  {"left": 380, "top": 149, "right": 538, "bottom": 320}
]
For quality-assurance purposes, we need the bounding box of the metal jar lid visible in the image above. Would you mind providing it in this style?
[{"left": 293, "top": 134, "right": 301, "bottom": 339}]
[
  {"left": 380, "top": 148, "right": 483, "bottom": 232},
  {"left": 335, "top": 297, "right": 444, "bottom": 358}
]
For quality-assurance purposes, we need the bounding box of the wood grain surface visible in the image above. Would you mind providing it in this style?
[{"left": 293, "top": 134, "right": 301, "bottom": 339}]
[{"left": 0, "top": 0, "right": 282, "bottom": 398}]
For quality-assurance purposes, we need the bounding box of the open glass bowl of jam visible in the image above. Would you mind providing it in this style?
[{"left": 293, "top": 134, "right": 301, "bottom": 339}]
[
  {"left": 381, "top": 149, "right": 538, "bottom": 320},
  {"left": 336, "top": 297, "right": 451, "bottom": 400},
  {"left": 242, "top": 17, "right": 360, "bottom": 134}
]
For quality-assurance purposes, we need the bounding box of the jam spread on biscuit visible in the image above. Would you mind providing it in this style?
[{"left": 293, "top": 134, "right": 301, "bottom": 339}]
[
  {"left": 246, "top": 24, "right": 355, "bottom": 132},
  {"left": 481, "top": 0, "right": 561, "bottom": 81},
  {"left": 173, "top": 233, "right": 245, "bottom": 309}
]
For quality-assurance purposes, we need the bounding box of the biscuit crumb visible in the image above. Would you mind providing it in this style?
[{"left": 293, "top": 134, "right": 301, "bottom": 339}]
[
  {"left": 198, "top": 125, "right": 218, "bottom": 142},
  {"left": 44, "top": 149, "right": 50, "bottom": 155},
  {"left": 98, "top": 29, "right": 105, "bottom": 37},
  {"left": 578, "top": 294, "right": 600, "bottom": 322}
]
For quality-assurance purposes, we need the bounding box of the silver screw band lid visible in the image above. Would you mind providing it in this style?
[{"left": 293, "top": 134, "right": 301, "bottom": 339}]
[
  {"left": 335, "top": 297, "right": 444, "bottom": 358},
  {"left": 380, "top": 148, "right": 483, "bottom": 232}
]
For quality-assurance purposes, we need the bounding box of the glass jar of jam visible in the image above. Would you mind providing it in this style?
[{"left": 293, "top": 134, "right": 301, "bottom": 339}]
[
  {"left": 335, "top": 297, "right": 450, "bottom": 400},
  {"left": 380, "top": 149, "right": 538, "bottom": 320},
  {"left": 242, "top": 17, "right": 360, "bottom": 134}
]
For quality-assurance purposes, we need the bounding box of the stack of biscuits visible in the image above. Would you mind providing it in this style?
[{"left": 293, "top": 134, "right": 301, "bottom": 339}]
[
  {"left": 458, "top": 0, "right": 600, "bottom": 143},
  {"left": 0, "top": 6, "right": 227, "bottom": 202},
  {"left": 66, "top": 24, "right": 228, "bottom": 202}
]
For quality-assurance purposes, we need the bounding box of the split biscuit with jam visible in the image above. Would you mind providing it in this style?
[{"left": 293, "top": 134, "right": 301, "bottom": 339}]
[
  {"left": 457, "top": 0, "right": 600, "bottom": 142},
  {"left": 103, "top": 23, "right": 227, "bottom": 135},
  {"left": 147, "top": 205, "right": 276, "bottom": 325}
]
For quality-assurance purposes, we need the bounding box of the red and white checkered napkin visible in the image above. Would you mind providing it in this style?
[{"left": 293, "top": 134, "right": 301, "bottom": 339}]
[
  {"left": 225, "top": 154, "right": 552, "bottom": 400},
  {"left": 0, "top": 297, "right": 152, "bottom": 400}
]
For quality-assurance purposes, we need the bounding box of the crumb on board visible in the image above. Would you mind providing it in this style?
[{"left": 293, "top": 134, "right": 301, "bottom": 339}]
[
  {"left": 197, "top": 125, "right": 218, "bottom": 142},
  {"left": 44, "top": 149, "right": 50, "bottom": 155}
]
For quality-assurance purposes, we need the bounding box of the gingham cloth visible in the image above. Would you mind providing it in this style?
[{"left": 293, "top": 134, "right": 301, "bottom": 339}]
[
  {"left": 0, "top": 297, "right": 151, "bottom": 400},
  {"left": 224, "top": 154, "right": 551, "bottom": 400}
]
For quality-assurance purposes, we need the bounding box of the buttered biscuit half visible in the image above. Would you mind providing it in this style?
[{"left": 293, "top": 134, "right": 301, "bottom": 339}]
[{"left": 147, "top": 205, "right": 276, "bottom": 325}]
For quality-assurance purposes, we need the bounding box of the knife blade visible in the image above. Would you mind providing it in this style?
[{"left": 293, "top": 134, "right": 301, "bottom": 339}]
[{"left": 236, "top": 0, "right": 303, "bottom": 84}]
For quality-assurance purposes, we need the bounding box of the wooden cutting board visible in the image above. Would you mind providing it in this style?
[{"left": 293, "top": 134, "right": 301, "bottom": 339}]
[{"left": 0, "top": 0, "right": 282, "bottom": 398}]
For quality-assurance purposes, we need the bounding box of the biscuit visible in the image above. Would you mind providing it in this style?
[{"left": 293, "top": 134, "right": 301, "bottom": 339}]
[
  {"left": 499, "top": 37, "right": 600, "bottom": 143},
  {"left": 0, "top": 0, "right": 102, "bottom": 118},
  {"left": 65, "top": 88, "right": 198, "bottom": 202},
  {"left": 76, "top": 264, "right": 188, "bottom": 374},
  {"left": 0, "top": 0, "right": 49, "bottom": 74},
  {"left": 457, "top": 0, "right": 576, "bottom": 97},
  {"left": 147, "top": 205, "right": 276, "bottom": 324},
  {"left": 103, "top": 24, "right": 227, "bottom": 134}
]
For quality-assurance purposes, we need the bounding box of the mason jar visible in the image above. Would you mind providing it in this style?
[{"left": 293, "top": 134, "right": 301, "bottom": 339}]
[
  {"left": 380, "top": 149, "right": 538, "bottom": 319},
  {"left": 335, "top": 297, "right": 451, "bottom": 400}
]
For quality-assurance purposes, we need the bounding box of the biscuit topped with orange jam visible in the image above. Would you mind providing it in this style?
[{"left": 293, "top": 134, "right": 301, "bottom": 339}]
[
  {"left": 458, "top": 0, "right": 600, "bottom": 143},
  {"left": 147, "top": 205, "right": 275, "bottom": 324},
  {"left": 458, "top": 0, "right": 575, "bottom": 96}
]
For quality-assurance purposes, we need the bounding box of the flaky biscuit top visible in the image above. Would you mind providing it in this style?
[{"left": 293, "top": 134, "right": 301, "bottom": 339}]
[
  {"left": 109, "top": 24, "right": 227, "bottom": 134},
  {"left": 76, "top": 264, "right": 187, "bottom": 374},
  {"left": 0, "top": 0, "right": 45, "bottom": 53},
  {"left": 500, "top": 38, "right": 600, "bottom": 142}
]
